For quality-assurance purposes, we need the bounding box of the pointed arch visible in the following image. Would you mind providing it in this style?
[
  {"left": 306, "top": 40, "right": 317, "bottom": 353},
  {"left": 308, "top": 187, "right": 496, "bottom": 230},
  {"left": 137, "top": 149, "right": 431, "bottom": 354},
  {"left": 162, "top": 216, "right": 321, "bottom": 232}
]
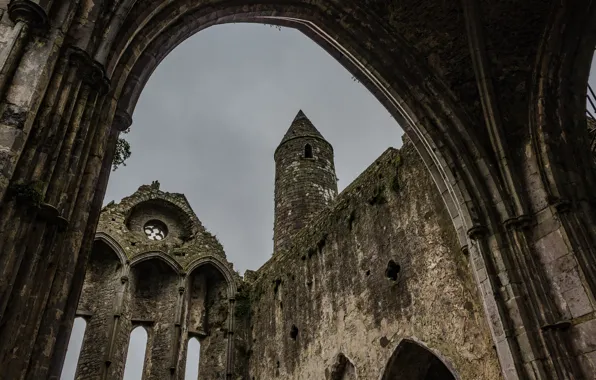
[
  {"left": 381, "top": 339, "right": 458, "bottom": 380},
  {"left": 94, "top": 232, "right": 127, "bottom": 266},
  {"left": 329, "top": 352, "right": 357, "bottom": 380},
  {"left": 129, "top": 251, "right": 183, "bottom": 275},
  {"left": 184, "top": 337, "right": 201, "bottom": 380},
  {"left": 122, "top": 326, "right": 149, "bottom": 380},
  {"left": 59, "top": 317, "right": 87, "bottom": 380},
  {"left": 108, "top": 2, "right": 493, "bottom": 246},
  {"left": 186, "top": 255, "right": 237, "bottom": 298},
  {"left": 185, "top": 255, "right": 237, "bottom": 378},
  {"left": 104, "top": 5, "right": 520, "bottom": 375}
]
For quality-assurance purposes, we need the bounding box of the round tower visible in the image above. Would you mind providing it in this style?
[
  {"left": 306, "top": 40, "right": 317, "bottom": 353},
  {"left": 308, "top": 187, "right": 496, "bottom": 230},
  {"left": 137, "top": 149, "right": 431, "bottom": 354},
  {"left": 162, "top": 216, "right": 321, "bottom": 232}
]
[{"left": 273, "top": 110, "right": 338, "bottom": 253}]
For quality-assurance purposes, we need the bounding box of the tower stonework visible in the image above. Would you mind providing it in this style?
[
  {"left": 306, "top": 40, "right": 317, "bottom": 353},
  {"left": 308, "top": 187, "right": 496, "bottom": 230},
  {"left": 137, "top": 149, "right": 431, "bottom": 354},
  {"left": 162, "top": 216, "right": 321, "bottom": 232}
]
[{"left": 273, "top": 110, "right": 338, "bottom": 253}]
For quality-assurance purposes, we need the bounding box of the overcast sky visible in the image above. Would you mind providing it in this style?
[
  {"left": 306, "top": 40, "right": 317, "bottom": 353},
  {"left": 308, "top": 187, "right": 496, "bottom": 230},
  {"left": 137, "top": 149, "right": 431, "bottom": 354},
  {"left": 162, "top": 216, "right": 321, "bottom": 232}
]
[
  {"left": 61, "top": 23, "right": 403, "bottom": 380},
  {"left": 61, "top": 23, "right": 596, "bottom": 380},
  {"left": 105, "top": 23, "right": 403, "bottom": 275}
]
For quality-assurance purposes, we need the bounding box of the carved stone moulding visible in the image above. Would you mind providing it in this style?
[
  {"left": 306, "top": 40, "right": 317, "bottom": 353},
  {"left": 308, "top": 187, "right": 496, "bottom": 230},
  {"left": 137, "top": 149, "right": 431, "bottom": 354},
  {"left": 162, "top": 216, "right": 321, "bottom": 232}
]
[
  {"left": 503, "top": 214, "right": 532, "bottom": 231},
  {"left": 38, "top": 202, "right": 69, "bottom": 231},
  {"left": 467, "top": 224, "right": 488, "bottom": 240},
  {"left": 7, "top": 0, "right": 48, "bottom": 29},
  {"left": 112, "top": 109, "right": 132, "bottom": 132},
  {"left": 66, "top": 46, "right": 111, "bottom": 94}
]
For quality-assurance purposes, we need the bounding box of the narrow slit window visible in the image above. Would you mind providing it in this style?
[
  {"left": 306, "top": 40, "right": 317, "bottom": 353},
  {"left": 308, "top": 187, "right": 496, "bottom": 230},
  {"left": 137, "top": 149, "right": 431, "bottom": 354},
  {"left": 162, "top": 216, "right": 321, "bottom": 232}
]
[
  {"left": 59, "top": 317, "right": 87, "bottom": 380},
  {"left": 122, "top": 327, "right": 148, "bottom": 380},
  {"left": 304, "top": 144, "right": 313, "bottom": 158},
  {"left": 184, "top": 337, "right": 201, "bottom": 379}
]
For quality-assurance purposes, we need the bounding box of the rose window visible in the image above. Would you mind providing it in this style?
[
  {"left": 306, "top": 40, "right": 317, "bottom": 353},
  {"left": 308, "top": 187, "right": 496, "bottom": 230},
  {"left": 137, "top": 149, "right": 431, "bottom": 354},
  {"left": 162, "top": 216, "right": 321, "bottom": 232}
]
[{"left": 143, "top": 220, "right": 168, "bottom": 241}]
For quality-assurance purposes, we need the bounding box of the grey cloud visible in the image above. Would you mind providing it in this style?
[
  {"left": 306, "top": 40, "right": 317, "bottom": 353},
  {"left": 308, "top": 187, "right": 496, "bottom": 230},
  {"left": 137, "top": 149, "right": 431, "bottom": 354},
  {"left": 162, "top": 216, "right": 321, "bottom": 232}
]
[{"left": 105, "top": 23, "right": 402, "bottom": 275}]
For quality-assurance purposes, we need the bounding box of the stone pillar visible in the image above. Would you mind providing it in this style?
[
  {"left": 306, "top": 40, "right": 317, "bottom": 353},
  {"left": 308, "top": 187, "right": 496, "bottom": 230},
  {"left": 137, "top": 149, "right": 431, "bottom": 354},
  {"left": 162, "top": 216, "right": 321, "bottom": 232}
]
[
  {"left": 0, "top": 37, "right": 112, "bottom": 378},
  {"left": 46, "top": 111, "right": 130, "bottom": 380}
]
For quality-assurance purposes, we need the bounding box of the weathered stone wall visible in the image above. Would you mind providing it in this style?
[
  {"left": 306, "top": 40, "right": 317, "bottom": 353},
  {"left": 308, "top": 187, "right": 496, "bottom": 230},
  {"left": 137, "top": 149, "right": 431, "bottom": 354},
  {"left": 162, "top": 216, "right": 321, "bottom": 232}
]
[
  {"left": 126, "top": 200, "right": 189, "bottom": 242},
  {"left": 75, "top": 242, "right": 122, "bottom": 380},
  {"left": 248, "top": 139, "right": 502, "bottom": 379},
  {"left": 129, "top": 260, "right": 179, "bottom": 380},
  {"left": 69, "top": 183, "right": 241, "bottom": 379},
  {"left": 0, "top": 2, "right": 593, "bottom": 378},
  {"left": 98, "top": 182, "right": 226, "bottom": 266},
  {"left": 274, "top": 113, "right": 338, "bottom": 252},
  {"left": 184, "top": 266, "right": 231, "bottom": 380}
]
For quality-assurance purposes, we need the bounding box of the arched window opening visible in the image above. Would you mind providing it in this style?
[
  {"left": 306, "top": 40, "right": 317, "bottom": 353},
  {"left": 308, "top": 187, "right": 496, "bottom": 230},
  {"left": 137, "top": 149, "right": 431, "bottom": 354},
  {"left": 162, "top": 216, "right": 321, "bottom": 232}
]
[
  {"left": 329, "top": 353, "right": 357, "bottom": 380},
  {"left": 304, "top": 144, "right": 313, "bottom": 158},
  {"left": 184, "top": 337, "right": 201, "bottom": 380},
  {"left": 122, "top": 327, "right": 148, "bottom": 380},
  {"left": 381, "top": 340, "right": 455, "bottom": 380},
  {"left": 59, "top": 317, "right": 87, "bottom": 380}
]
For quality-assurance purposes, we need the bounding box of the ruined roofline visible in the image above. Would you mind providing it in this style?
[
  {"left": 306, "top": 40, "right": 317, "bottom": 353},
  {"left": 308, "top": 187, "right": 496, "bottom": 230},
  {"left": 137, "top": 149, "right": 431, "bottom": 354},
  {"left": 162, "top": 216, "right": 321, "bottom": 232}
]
[
  {"left": 98, "top": 181, "right": 228, "bottom": 253},
  {"left": 256, "top": 144, "right": 403, "bottom": 276},
  {"left": 337, "top": 146, "right": 400, "bottom": 197}
]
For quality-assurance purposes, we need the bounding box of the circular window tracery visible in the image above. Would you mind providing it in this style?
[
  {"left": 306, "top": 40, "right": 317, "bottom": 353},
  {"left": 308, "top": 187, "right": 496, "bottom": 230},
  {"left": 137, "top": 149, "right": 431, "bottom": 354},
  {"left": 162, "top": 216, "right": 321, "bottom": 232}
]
[{"left": 143, "top": 220, "right": 168, "bottom": 241}]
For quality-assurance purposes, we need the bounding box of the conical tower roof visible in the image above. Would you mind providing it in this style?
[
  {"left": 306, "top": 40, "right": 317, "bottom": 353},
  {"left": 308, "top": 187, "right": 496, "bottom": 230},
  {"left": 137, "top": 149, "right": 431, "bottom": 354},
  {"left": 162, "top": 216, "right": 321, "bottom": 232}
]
[{"left": 278, "top": 110, "right": 328, "bottom": 147}]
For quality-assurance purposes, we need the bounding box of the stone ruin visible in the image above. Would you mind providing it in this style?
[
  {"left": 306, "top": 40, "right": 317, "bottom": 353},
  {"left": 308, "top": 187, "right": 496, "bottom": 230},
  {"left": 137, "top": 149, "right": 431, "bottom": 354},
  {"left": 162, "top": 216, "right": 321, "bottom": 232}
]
[{"left": 69, "top": 112, "right": 501, "bottom": 379}]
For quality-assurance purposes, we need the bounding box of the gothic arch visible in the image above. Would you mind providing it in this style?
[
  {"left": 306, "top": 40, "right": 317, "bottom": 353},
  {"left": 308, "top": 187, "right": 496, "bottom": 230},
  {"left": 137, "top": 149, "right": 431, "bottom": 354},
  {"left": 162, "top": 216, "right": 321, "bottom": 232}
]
[
  {"left": 104, "top": 4, "right": 516, "bottom": 374},
  {"left": 529, "top": 2, "right": 596, "bottom": 204},
  {"left": 129, "top": 251, "right": 184, "bottom": 275},
  {"left": 94, "top": 232, "right": 127, "bottom": 266},
  {"left": 185, "top": 255, "right": 237, "bottom": 378},
  {"left": 109, "top": 3, "right": 494, "bottom": 248},
  {"left": 126, "top": 254, "right": 182, "bottom": 379},
  {"left": 186, "top": 255, "right": 237, "bottom": 298},
  {"left": 122, "top": 325, "right": 149, "bottom": 380},
  {"left": 381, "top": 339, "right": 458, "bottom": 380},
  {"left": 528, "top": 2, "right": 596, "bottom": 299},
  {"left": 73, "top": 239, "right": 127, "bottom": 379},
  {"left": 0, "top": 1, "right": 594, "bottom": 379},
  {"left": 329, "top": 352, "right": 357, "bottom": 380}
]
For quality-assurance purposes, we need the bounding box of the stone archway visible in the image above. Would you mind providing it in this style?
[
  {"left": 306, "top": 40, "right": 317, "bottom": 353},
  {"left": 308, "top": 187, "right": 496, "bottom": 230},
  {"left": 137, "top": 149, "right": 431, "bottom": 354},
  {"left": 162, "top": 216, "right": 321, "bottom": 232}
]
[
  {"left": 71, "top": 239, "right": 125, "bottom": 379},
  {"left": 0, "top": 1, "right": 594, "bottom": 379},
  {"left": 184, "top": 261, "right": 235, "bottom": 379},
  {"left": 381, "top": 340, "right": 456, "bottom": 380}
]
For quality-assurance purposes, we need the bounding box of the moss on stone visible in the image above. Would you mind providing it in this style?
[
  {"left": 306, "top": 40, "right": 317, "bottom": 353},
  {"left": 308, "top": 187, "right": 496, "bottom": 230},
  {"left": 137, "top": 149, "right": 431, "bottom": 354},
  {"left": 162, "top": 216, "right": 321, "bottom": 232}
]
[
  {"left": 235, "top": 288, "right": 251, "bottom": 319},
  {"left": 8, "top": 181, "right": 44, "bottom": 208}
]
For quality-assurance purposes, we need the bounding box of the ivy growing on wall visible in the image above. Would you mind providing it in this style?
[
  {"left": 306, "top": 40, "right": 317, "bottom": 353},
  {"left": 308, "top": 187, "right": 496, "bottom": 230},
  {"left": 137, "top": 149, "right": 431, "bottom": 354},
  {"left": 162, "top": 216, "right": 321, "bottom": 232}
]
[{"left": 113, "top": 127, "right": 131, "bottom": 171}]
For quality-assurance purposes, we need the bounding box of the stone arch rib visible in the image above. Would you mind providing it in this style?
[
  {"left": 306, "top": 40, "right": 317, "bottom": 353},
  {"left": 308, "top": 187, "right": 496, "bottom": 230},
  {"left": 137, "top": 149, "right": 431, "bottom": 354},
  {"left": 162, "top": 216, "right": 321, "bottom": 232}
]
[
  {"left": 113, "top": 7, "right": 490, "bottom": 246},
  {"left": 129, "top": 251, "right": 184, "bottom": 275},
  {"left": 381, "top": 339, "right": 458, "bottom": 380},
  {"left": 103, "top": 4, "right": 517, "bottom": 378},
  {"left": 94, "top": 232, "right": 127, "bottom": 266},
  {"left": 186, "top": 255, "right": 237, "bottom": 298},
  {"left": 185, "top": 255, "right": 237, "bottom": 378},
  {"left": 329, "top": 352, "right": 357, "bottom": 379}
]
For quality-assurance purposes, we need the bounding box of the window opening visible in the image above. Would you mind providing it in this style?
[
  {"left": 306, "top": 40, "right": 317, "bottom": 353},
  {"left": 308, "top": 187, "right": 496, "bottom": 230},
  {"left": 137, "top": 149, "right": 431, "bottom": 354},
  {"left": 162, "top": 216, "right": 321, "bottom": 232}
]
[
  {"left": 304, "top": 144, "right": 313, "bottom": 158},
  {"left": 122, "top": 327, "right": 148, "bottom": 380},
  {"left": 143, "top": 220, "right": 168, "bottom": 241},
  {"left": 385, "top": 260, "right": 401, "bottom": 281},
  {"left": 382, "top": 340, "right": 455, "bottom": 380},
  {"left": 59, "top": 317, "right": 87, "bottom": 380},
  {"left": 184, "top": 337, "right": 201, "bottom": 379}
]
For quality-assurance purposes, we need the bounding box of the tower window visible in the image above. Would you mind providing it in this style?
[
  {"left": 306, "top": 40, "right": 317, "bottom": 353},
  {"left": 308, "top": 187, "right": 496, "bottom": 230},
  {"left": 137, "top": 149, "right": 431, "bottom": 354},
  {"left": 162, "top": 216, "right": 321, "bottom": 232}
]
[{"left": 304, "top": 144, "right": 313, "bottom": 158}]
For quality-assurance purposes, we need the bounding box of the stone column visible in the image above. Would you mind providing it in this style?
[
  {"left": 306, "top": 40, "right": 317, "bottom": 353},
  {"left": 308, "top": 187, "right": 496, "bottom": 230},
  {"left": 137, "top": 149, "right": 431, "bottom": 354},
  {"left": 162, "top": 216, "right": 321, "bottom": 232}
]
[
  {"left": 170, "top": 278, "right": 187, "bottom": 379},
  {"left": 47, "top": 111, "right": 127, "bottom": 380}
]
